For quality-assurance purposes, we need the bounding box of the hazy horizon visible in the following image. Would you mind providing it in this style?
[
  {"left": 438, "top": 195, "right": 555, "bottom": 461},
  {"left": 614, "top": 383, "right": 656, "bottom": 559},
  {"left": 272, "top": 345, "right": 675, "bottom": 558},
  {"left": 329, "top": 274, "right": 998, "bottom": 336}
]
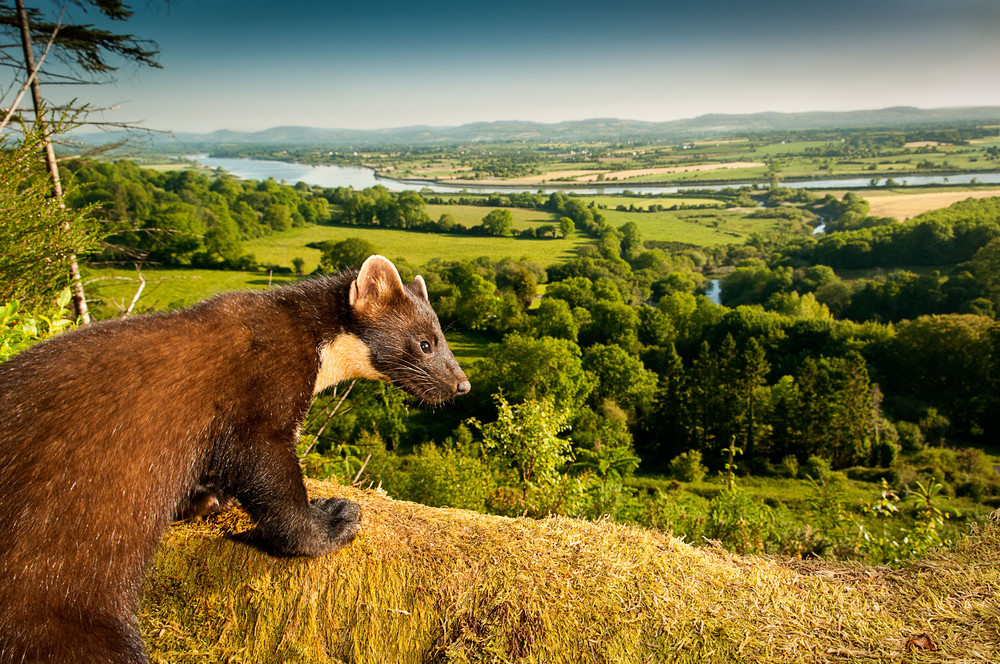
[
  {"left": 168, "top": 105, "right": 1000, "bottom": 136},
  {"left": 30, "top": 0, "right": 1000, "bottom": 134}
]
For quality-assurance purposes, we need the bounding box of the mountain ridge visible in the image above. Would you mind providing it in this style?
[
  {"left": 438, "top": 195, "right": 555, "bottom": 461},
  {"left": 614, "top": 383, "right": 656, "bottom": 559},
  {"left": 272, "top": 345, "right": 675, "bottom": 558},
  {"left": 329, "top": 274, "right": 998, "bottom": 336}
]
[{"left": 83, "top": 105, "right": 1000, "bottom": 148}]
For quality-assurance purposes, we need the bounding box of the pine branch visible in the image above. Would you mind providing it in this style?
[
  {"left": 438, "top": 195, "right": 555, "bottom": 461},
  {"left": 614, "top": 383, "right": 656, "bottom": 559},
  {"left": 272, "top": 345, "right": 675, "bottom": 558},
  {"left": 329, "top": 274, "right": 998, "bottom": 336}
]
[{"left": 0, "top": 11, "right": 60, "bottom": 134}]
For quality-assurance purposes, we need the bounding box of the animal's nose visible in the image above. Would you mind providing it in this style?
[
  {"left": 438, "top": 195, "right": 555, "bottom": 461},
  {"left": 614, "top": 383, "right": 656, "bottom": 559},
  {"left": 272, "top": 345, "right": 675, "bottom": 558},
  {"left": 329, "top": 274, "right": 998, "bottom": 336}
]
[{"left": 456, "top": 380, "right": 471, "bottom": 396}]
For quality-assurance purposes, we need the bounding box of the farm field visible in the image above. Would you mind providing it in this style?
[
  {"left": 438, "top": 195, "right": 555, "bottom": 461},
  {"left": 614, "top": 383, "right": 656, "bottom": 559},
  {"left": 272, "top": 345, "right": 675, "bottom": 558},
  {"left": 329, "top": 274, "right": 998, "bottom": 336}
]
[
  {"left": 423, "top": 204, "right": 560, "bottom": 230},
  {"left": 83, "top": 266, "right": 300, "bottom": 316},
  {"left": 210, "top": 124, "right": 1000, "bottom": 191},
  {"left": 611, "top": 163, "right": 771, "bottom": 183},
  {"left": 242, "top": 224, "right": 592, "bottom": 272},
  {"left": 573, "top": 162, "right": 766, "bottom": 183},
  {"left": 580, "top": 195, "right": 726, "bottom": 209},
  {"left": 599, "top": 207, "right": 780, "bottom": 244},
  {"left": 863, "top": 189, "right": 1000, "bottom": 220},
  {"left": 429, "top": 197, "right": 770, "bottom": 245}
]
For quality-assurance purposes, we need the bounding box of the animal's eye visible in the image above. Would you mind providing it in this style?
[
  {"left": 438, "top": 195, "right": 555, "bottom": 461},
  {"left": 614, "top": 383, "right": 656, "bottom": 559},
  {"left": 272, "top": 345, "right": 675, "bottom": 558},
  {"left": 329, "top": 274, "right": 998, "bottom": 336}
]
[{"left": 420, "top": 340, "right": 432, "bottom": 354}]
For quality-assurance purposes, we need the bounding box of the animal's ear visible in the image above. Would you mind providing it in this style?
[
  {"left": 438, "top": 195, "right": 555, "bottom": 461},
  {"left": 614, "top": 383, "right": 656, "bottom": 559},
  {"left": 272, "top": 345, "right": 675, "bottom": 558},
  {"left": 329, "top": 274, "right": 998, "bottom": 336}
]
[
  {"left": 350, "top": 255, "right": 405, "bottom": 309},
  {"left": 412, "top": 274, "right": 429, "bottom": 301}
]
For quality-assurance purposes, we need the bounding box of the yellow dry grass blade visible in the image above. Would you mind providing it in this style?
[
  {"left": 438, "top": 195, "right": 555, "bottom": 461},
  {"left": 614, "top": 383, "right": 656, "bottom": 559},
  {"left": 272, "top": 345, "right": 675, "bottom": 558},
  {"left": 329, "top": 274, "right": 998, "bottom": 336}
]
[{"left": 140, "top": 480, "right": 1000, "bottom": 663}]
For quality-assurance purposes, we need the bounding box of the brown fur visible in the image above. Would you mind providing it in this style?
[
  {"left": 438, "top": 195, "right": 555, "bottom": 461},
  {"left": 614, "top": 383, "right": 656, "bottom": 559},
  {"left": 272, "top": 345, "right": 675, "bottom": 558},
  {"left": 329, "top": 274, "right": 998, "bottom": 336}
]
[{"left": 0, "top": 256, "right": 468, "bottom": 663}]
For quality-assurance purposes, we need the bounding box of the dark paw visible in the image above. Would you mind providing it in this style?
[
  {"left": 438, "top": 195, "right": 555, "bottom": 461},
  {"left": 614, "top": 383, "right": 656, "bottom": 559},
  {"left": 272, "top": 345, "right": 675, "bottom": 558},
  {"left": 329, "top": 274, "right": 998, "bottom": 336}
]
[{"left": 311, "top": 497, "right": 362, "bottom": 548}]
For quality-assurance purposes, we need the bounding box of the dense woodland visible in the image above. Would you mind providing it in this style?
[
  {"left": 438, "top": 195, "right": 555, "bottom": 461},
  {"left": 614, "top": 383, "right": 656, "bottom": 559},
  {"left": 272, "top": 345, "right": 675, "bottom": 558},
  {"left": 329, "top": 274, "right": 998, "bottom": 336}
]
[{"left": 6, "top": 152, "right": 1000, "bottom": 562}]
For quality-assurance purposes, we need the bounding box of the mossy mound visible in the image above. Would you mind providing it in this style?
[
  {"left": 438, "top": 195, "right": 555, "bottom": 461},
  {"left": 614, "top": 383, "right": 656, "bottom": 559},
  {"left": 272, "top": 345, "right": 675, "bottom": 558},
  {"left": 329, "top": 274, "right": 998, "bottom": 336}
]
[{"left": 140, "top": 480, "right": 1000, "bottom": 663}]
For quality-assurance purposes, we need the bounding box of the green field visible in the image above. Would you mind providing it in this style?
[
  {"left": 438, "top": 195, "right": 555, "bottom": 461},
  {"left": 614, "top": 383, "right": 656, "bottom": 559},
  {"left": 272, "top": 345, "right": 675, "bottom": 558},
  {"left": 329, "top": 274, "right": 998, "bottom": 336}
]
[
  {"left": 600, "top": 207, "right": 779, "bottom": 244},
  {"left": 422, "top": 195, "right": 756, "bottom": 246},
  {"left": 442, "top": 329, "right": 492, "bottom": 367},
  {"left": 83, "top": 266, "right": 300, "bottom": 316},
  {"left": 243, "top": 224, "right": 591, "bottom": 273},
  {"left": 424, "top": 204, "right": 559, "bottom": 230}
]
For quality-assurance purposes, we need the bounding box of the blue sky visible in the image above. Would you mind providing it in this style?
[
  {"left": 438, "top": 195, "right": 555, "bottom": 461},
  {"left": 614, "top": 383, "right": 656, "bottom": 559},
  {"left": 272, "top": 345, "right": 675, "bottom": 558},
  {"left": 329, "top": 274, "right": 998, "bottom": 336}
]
[{"left": 34, "top": 0, "right": 1000, "bottom": 132}]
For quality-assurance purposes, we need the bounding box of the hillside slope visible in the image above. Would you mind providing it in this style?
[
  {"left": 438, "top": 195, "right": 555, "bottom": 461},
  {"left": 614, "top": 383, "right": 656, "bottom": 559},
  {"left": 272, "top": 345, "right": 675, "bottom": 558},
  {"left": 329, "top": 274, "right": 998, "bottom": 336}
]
[{"left": 140, "top": 480, "right": 999, "bottom": 663}]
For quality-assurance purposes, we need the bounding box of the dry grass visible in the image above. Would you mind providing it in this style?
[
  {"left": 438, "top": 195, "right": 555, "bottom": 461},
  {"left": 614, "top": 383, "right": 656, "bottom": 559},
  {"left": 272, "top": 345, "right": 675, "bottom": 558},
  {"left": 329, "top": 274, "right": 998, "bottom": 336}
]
[
  {"left": 141, "top": 480, "right": 1000, "bottom": 663},
  {"left": 575, "top": 162, "right": 766, "bottom": 182},
  {"left": 437, "top": 162, "right": 766, "bottom": 186},
  {"left": 440, "top": 169, "right": 597, "bottom": 186},
  {"left": 865, "top": 190, "right": 1000, "bottom": 220}
]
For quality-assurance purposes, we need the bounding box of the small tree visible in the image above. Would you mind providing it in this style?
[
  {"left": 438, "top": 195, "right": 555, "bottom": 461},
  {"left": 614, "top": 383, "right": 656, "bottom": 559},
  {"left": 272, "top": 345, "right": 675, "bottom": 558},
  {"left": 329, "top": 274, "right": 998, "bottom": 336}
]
[
  {"left": 481, "top": 209, "right": 514, "bottom": 237},
  {"left": 0, "top": 131, "right": 99, "bottom": 308},
  {"left": 1, "top": 0, "right": 161, "bottom": 322},
  {"left": 559, "top": 216, "right": 574, "bottom": 238},
  {"left": 471, "top": 393, "right": 571, "bottom": 496},
  {"left": 724, "top": 436, "right": 742, "bottom": 490},
  {"left": 319, "top": 237, "right": 378, "bottom": 273}
]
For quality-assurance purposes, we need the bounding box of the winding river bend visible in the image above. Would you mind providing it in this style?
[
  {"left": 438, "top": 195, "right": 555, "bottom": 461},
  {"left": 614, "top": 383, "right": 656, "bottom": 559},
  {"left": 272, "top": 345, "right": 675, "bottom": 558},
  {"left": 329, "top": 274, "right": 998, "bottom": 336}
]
[{"left": 191, "top": 155, "right": 1000, "bottom": 195}]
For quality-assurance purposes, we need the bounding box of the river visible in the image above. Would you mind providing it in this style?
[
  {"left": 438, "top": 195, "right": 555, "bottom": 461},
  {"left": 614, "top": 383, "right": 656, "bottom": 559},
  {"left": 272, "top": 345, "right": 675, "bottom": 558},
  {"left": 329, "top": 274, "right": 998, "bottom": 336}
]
[
  {"left": 705, "top": 279, "right": 722, "bottom": 305},
  {"left": 189, "top": 155, "right": 1000, "bottom": 195}
]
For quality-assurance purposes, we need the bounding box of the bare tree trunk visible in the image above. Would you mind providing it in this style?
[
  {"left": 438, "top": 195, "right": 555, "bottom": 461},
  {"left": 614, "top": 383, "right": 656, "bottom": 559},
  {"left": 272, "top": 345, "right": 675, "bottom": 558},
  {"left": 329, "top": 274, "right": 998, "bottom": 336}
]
[{"left": 15, "top": 0, "right": 90, "bottom": 323}]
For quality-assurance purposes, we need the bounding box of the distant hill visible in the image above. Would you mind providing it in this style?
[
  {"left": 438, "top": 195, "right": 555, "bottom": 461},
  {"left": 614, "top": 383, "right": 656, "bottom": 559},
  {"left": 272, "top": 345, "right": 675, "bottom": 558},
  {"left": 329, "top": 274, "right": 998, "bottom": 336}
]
[{"left": 81, "top": 106, "right": 1000, "bottom": 149}]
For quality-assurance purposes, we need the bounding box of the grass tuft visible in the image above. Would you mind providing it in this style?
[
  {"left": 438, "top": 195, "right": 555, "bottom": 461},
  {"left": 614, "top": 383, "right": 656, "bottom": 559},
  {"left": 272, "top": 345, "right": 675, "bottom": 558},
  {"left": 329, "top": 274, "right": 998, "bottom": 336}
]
[{"left": 141, "top": 480, "right": 1000, "bottom": 663}]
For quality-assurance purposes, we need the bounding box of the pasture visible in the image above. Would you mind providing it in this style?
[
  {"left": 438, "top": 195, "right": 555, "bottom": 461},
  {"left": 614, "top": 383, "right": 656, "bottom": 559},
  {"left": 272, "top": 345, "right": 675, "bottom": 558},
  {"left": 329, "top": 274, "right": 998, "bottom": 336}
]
[
  {"left": 242, "top": 224, "right": 591, "bottom": 272},
  {"left": 600, "top": 207, "right": 780, "bottom": 244},
  {"left": 83, "top": 266, "right": 300, "bottom": 316},
  {"left": 423, "top": 204, "right": 560, "bottom": 230}
]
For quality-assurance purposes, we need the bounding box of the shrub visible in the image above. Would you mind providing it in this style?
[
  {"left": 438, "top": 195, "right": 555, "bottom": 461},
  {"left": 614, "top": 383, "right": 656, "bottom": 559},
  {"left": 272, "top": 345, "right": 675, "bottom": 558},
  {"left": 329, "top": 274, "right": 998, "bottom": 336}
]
[
  {"left": 912, "top": 448, "right": 960, "bottom": 475},
  {"left": 0, "top": 132, "right": 100, "bottom": 309},
  {"left": 634, "top": 490, "right": 710, "bottom": 542},
  {"left": 956, "top": 447, "right": 994, "bottom": 478},
  {"left": 955, "top": 480, "right": 988, "bottom": 502},
  {"left": 0, "top": 291, "right": 75, "bottom": 363},
  {"left": 895, "top": 420, "right": 925, "bottom": 451},
  {"left": 403, "top": 450, "right": 490, "bottom": 512},
  {"left": 871, "top": 439, "right": 900, "bottom": 468},
  {"left": 845, "top": 467, "right": 898, "bottom": 484},
  {"left": 368, "top": 445, "right": 489, "bottom": 513},
  {"left": 472, "top": 393, "right": 572, "bottom": 491},
  {"left": 705, "top": 488, "right": 776, "bottom": 555},
  {"left": 778, "top": 455, "right": 799, "bottom": 479},
  {"left": 918, "top": 408, "right": 950, "bottom": 446},
  {"left": 669, "top": 450, "right": 707, "bottom": 483},
  {"left": 854, "top": 479, "right": 953, "bottom": 566},
  {"left": 803, "top": 455, "right": 831, "bottom": 480}
]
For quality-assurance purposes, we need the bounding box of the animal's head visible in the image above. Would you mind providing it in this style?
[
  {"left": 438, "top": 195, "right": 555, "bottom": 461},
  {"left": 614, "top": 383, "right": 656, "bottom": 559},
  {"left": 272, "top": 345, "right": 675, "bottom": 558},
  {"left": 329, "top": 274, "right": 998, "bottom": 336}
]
[{"left": 349, "top": 255, "right": 470, "bottom": 404}]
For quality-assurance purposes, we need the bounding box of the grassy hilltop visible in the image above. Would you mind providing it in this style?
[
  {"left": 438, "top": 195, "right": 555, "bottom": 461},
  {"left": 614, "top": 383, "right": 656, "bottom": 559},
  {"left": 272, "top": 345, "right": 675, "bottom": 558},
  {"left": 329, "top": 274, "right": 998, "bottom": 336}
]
[{"left": 141, "top": 480, "right": 1000, "bottom": 663}]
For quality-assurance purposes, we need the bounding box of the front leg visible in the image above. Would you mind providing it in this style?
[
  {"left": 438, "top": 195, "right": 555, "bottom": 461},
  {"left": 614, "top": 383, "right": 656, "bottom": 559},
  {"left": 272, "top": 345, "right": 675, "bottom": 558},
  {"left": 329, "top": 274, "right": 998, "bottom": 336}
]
[{"left": 224, "top": 435, "right": 361, "bottom": 557}]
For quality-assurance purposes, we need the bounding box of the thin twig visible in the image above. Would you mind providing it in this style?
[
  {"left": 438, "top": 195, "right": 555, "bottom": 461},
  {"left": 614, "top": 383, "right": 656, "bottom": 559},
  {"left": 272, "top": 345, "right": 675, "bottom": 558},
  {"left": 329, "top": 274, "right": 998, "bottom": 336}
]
[
  {"left": 351, "top": 454, "right": 372, "bottom": 486},
  {"left": 122, "top": 264, "right": 145, "bottom": 316},
  {"left": 314, "top": 380, "right": 356, "bottom": 440},
  {"left": 298, "top": 380, "right": 357, "bottom": 459},
  {"left": 0, "top": 11, "right": 61, "bottom": 134},
  {"left": 303, "top": 391, "right": 337, "bottom": 432}
]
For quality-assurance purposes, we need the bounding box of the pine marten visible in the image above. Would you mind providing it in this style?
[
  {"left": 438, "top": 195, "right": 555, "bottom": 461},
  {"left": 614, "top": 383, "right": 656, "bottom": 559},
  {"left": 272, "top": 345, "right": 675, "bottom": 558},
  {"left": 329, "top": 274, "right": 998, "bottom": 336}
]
[{"left": 0, "top": 255, "right": 469, "bottom": 664}]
